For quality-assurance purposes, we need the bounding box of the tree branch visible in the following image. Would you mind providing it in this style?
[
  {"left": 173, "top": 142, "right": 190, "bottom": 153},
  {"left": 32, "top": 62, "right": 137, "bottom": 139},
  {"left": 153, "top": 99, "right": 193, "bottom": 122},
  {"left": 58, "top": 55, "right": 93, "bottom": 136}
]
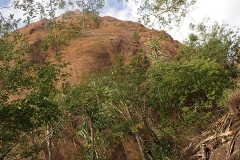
[{"left": 0, "top": 5, "right": 12, "bottom": 10}]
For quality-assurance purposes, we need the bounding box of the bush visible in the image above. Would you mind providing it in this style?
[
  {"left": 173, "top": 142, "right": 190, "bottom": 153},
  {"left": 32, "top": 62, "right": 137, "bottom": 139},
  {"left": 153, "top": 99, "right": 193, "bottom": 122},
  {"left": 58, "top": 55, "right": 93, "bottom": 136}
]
[
  {"left": 147, "top": 58, "right": 234, "bottom": 129},
  {"left": 131, "top": 30, "right": 140, "bottom": 41}
]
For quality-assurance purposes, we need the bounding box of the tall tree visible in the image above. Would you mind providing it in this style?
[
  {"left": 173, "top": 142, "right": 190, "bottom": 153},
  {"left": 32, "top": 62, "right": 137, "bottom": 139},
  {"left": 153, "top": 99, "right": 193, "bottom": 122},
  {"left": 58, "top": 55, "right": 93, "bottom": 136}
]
[
  {"left": 69, "top": 75, "right": 115, "bottom": 159},
  {"left": 0, "top": 0, "right": 71, "bottom": 159},
  {"left": 177, "top": 20, "right": 240, "bottom": 78}
]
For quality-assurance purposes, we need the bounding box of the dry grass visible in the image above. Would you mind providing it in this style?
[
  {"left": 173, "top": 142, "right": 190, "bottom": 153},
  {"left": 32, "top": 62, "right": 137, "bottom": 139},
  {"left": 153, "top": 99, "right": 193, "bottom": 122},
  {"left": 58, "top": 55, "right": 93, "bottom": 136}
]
[{"left": 226, "top": 90, "right": 240, "bottom": 115}]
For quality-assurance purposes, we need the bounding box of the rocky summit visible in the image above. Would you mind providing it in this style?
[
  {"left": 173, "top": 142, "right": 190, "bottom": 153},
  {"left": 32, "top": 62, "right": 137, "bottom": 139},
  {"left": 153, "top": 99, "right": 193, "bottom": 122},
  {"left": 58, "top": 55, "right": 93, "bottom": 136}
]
[{"left": 18, "top": 10, "right": 180, "bottom": 83}]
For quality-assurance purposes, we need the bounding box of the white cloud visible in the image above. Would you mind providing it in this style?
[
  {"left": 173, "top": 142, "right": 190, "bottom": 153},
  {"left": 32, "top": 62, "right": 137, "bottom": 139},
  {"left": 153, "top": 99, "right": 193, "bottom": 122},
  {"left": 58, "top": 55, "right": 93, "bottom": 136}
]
[
  {"left": 100, "top": 0, "right": 139, "bottom": 22},
  {"left": 99, "top": 0, "right": 240, "bottom": 42},
  {"left": 1, "top": 0, "right": 239, "bottom": 42},
  {"left": 167, "top": 0, "right": 240, "bottom": 42},
  {"left": 0, "top": 0, "right": 67, "bottom": 28}
]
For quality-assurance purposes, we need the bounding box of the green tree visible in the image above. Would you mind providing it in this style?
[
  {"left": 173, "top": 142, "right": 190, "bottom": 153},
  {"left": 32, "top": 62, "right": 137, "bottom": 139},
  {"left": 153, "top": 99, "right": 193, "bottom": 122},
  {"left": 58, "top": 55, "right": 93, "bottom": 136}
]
[
  {"left": 141, "top": 20, "right": 240, "bottom": 159},
  {"left": 75, "top": 0, "right": 105, "bottom": 28},
  {"left": 103, "top": 54, "right": 181, "bottom": 159},
  {"left": 69, "top": 75, "right": 117, "bottom": 160},
  {"left": 101, "top": 55, "right": 175, "bottom": 159},
  {"left": 68, "top": 55, "right": 152, "bottom": 159},
  {"left": 145, "top": 59, "right": 234, "bottom": 158},
  {"left": 177, "top": 21, "right": 240, "bottom": 78},
  {"left": 0, "top": 28, "right": 64, "bottom": 160},
  {"left": 0, "top": 26, "right": 34, "bottom": 160},
  {"left": 0, "top": 0, "right": 107, "bottom": 158},
  {"left": 137, "top": 0, "right": 196, "bottom": 29},
  {"left": 107, "top": 55, "right": 149, "bottom": 159},
  {"left": 0, "top": 1, "right": 70, "bottom": 159}
]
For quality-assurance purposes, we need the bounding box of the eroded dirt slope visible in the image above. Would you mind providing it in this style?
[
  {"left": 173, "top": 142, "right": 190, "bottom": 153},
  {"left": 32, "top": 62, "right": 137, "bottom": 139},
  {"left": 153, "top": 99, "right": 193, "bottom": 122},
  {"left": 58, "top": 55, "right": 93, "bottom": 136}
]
[{"left": 18, "top": 9, "right": 180, "bottom": 84}]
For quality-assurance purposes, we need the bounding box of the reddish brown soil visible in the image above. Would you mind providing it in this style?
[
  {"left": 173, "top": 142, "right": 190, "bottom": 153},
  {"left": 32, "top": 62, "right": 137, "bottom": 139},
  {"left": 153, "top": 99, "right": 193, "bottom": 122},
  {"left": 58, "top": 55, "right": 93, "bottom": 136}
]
[{"left": 18, "top": 10, "right": 180, "bottom": 84}]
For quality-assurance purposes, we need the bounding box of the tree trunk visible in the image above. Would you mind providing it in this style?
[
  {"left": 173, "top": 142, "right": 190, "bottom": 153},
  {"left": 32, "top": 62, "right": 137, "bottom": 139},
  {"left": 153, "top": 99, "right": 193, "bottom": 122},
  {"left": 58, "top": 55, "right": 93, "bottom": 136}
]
[
  {"left": 46, "top": 125, "right": 52, "bottom": 160},
  {"left": 82, "top": 1, "right": 85, "bottom": 29},
  {"left": 126, "top": 105, "right": 147, "bottom": 160},
  {"left": 135, "top": 131, "right": 147, "bottom": 160},
  {"left": 143, "top": 118, "right": 161, "bottom": 145},
  {"left": 89, "top": 116, "right": 96, "bottom": 160}
]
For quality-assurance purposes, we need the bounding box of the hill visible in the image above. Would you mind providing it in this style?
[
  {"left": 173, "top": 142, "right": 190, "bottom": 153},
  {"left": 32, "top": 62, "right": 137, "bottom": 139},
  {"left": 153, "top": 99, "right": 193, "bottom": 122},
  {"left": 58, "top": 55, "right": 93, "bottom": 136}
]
[
  {"left": 18, "top": 10, "right": 179, "bottom": 84},
  {"left": 4, "top": 9, "right": 239, "bottom": 160},
  {"left": 12, "top": 10, "right": 180, "bottom": 159}
]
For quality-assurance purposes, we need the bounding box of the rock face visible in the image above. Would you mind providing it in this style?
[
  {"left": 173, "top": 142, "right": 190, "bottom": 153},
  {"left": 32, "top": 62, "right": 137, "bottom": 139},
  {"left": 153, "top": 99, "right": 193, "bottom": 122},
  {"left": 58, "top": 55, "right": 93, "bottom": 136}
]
[
  {"left": 18, "top": 10, "right": 179, "bottom": 84},
  {"left": 16, "top": 10, "right": 180, "bottom": 159}
]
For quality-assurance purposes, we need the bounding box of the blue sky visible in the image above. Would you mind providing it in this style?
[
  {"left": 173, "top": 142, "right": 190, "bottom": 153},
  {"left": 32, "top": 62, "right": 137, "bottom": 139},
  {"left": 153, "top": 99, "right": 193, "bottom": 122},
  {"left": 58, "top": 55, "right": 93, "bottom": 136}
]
[
  {"left": 106, "top": 0, "right": 125, "bottom": 10},
  {"left": 0, "top": 0, "right": 10, "bottom": 7},
  {"left": 0, "top": 0, "right": 240, "bottom": 42}
]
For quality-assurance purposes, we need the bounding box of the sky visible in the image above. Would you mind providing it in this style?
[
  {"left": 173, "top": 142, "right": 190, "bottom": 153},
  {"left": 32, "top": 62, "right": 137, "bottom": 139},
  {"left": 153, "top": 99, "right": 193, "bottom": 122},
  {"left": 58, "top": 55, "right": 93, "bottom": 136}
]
[{"left": 0, "top": 0, "right": 240, "bottom": 42}]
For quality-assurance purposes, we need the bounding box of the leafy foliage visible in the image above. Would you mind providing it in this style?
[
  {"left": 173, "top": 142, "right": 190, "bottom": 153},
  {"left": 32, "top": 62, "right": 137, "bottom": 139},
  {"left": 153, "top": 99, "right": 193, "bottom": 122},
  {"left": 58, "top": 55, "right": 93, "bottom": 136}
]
[
  {"left": 0, "top": 0, "right": 72, "bottom": 159},
  {"left": 131, "top": 30, "right": 140, "bottom": 41},
  {"left": 177, "top": 21, "right": 240, "bottom": 78},
  {"left": 147, "top": 58, "right": 234, "bottom": 129},
  {"left": 137, "top": 0, "right": 197, "bottom": 29}
]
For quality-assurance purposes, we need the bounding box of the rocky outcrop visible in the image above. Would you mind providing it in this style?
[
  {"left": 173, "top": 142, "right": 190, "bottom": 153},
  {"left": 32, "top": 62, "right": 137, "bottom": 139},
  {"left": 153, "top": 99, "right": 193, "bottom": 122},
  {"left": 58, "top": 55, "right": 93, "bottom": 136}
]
[{"left": 18, "top": 10, "right": 180, "bottom": 84}]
